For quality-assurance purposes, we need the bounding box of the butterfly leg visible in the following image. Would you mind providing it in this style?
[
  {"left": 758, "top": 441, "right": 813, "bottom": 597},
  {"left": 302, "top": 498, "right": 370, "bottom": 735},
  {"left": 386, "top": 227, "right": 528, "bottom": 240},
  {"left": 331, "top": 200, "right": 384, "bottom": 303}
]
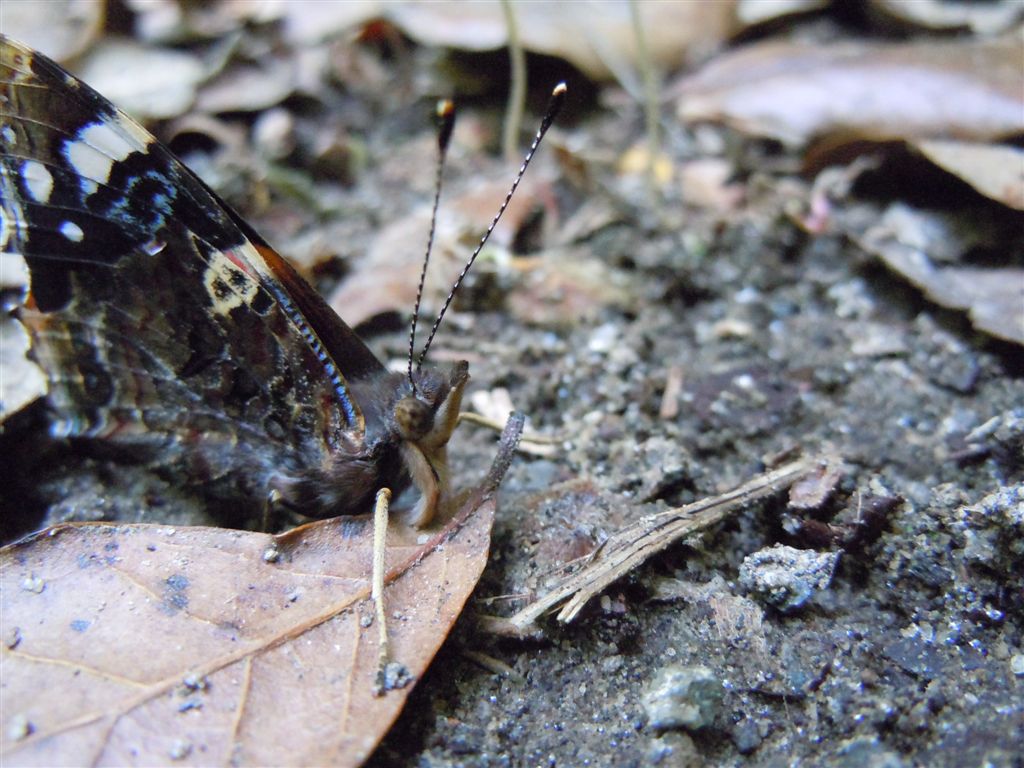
[
  {"left": 261, "top": 488, "right": 283, "bottom": 532},
  {"left": 371, "top": 486, "right": 390, "bottom": 667},
  {"left": 371, "top": 487, "right": 412, "bottom": 696}
]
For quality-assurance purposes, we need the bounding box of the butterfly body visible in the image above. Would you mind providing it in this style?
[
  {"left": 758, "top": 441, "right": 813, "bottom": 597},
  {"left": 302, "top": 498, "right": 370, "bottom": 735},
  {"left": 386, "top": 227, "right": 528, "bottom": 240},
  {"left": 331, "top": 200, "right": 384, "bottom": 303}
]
[{"left": 1, "top": 36, "right": 465, "bottom": 527}]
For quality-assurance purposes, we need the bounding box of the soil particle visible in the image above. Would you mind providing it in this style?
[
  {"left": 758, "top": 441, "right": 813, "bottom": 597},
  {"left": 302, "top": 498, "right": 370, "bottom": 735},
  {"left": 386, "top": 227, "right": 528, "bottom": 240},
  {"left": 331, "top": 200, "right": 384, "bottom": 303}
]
[
  {"left": 642, "top": 664, "right": 724, "bottom": 732},
  {"left": 739, "top": 544, "right": 840, "bottom": 613}
]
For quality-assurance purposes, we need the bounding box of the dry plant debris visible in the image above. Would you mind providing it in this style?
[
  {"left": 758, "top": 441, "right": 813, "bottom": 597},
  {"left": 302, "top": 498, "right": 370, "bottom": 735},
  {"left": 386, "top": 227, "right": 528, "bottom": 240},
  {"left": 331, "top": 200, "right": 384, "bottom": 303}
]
[
  {"left": 854, "top": 210, "right": 1024, "bottom": 346},
  {"left": 509, "top": 456, "right": 821, "bottom": 628},
  {"left": 673, "top": 36, "right": 1024, "bottom": 146},
  {"left": 76, "top": 40, "right": 205, "bottom": 120},
  {"left": 281, "top": 1, "right": 737, "bottom": 81},
  {"left": 328, "top": 174, "right": 554, "bottom": 327},
  {"left": 0, "top": 0, "right": 103, "bottom": 61},
  {"left": 912, "top": 140, "right": 1024, "bottom": 211},
  {"left": 869, "top": 0, "right": 1023, "bottom": 34}
]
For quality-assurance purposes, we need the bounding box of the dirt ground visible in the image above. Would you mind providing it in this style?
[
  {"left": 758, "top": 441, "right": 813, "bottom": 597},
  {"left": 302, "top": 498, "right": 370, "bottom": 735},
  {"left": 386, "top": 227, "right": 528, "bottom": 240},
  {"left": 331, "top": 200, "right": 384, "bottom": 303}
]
[
  {"left": 359, "top": 108, "right": 1024, "bottom": 766},
  {"left": 3, "top": 16, "right": 1022, "bottom": 768}
]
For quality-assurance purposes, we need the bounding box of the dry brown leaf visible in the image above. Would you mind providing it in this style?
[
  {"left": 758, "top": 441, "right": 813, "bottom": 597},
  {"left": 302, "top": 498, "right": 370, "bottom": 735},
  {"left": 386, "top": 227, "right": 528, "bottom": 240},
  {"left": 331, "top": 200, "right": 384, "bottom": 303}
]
[
  {"left": 393, "top": 0, "right": 737, "bottom": 82},
  {"left": 0, "top": 418, "right": 523, "bottom": 767},
  {"left": 283, "top": 0, "right": 736, "bottom": 81},
  {"left": 901, "top": 264, "right": 1023, "bottom": 347},
  {"left": 913, "top": 140, "right": 1024, "bottom": 211},
  {"left": 126, "top": 0, "right": 277, "bottom": 43},
  {"left": 505, "top": 247, "right": 636, "bottom": 328},
  {"left": 736, "top": 0, "right": 828, "bottom": 27},
  {"left": 870, "top": 0, "right": 1023, "bottom": 35},
  {"left": 76, "top": 40, "right": 205, "bottom": 121},
  {"left": 678, "top": 158, "right": 745, "bottom": 213},
  {"left": 554, "top": 197, "right": 623, "bottom": 247},
  {"left": 857, "top": 219, "right": 1024, "bottom": 346},
  {"left": 329, "top": 174, "right": 553, "bottom": 327},
  {"left": 196, "top": 59, "right": 298, "bottom": 115},
  {"left": 673, "top": 36, "right": 1024, "bottom": 147},
  {"left": 1, "top": 0, "right": 103, "bottom": 62},
  {"left": 281, "top": 0, "right": 379, "bottom": 44},
  {"left": 1, "top": 514, "right": 485, "bottom": 765},
  {"left": 788, "top": 458, "right": 842, "bottom": 510}
]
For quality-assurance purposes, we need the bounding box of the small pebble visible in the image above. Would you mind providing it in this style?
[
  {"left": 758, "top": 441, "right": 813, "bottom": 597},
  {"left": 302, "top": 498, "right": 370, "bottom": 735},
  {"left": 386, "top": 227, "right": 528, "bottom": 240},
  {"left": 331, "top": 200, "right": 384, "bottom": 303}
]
[
  {"left": 646, "top": 732, "right": 700, "bottom": 767},
  {"left": 168, "top": 739, "right": 193, "bottom": 760},
  {"left": 1010, "top": 654, "right": 1024, "bottom": 677},
  {"left": 601, "top": 655, "right": 624, "bottom": 673},
  {"left": 731, "top": 717, "right": 762, "bottom": 754},
  {"left": 180, "top": 674, "right": 208, "bottom": 693},
  {"left": 377, "top": 662, "right": 413, "bottom": 693},
  {"left": 6, "top": 714, "right": 32, "bottom": 741},
  {"left": 20, "top": 575, "right": 45, "bottom": 594},
  {"left": 835, "top": 736, "right": 906, "bottom": 768},
  {"left": 642, "top": 664, "right": 722, "bottom": 731},
  {"left": 739, "top": 544, "right": 839, "bottom": 613},
  {"left": 5, "top": 627, "right": 21, "bottom": 650}
]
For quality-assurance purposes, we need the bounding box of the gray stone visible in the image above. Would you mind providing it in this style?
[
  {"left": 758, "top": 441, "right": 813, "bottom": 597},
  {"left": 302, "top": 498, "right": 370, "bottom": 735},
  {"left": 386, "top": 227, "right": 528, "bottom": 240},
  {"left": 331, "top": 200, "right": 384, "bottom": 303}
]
[
  {"left": 646, "top": 732, "right": 700, "bottom": 767},
  {"left": 731, "top": 717, "right": 763, "bottom": 754},
  {"left": 834, "top": 736, "right": 906, "bottom": 768},
  {"left": 739, "top": 544, "right": 840, "bottom": 613},
  {"left": 642, "top": 664, "right": 722, "bottom": 731}
]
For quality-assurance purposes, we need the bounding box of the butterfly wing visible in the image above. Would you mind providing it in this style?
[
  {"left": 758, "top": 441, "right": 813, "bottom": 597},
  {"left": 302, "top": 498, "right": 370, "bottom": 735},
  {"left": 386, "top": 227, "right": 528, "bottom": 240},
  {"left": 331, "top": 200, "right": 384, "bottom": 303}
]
[{"left": 0, "top": 36, "right": 383, "bottom": 498}]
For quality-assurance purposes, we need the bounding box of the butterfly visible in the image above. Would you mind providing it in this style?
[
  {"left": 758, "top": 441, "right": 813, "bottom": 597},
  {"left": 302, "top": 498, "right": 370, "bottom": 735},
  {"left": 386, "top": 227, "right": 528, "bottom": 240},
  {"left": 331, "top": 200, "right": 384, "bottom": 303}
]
[{"left": 0, "top": 35, "right": 478, "bottom": 529}]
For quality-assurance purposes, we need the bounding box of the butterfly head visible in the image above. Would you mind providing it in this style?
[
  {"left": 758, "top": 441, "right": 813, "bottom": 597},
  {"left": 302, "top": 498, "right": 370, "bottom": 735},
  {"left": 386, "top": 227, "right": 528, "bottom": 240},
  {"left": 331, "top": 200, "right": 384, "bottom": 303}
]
[
  {"left": 389, "top": 360, "right": 469, "bottom": 527},
  {"left": 395, "top": 361, "right": 467, "bottom": 444}
]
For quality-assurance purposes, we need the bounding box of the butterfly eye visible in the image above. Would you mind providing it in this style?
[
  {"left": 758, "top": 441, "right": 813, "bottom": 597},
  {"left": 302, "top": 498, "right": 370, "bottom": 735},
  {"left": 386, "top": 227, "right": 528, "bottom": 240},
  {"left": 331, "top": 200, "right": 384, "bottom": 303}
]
[{"left": 394, "top": 395, "right": 434, "bottom": 441}]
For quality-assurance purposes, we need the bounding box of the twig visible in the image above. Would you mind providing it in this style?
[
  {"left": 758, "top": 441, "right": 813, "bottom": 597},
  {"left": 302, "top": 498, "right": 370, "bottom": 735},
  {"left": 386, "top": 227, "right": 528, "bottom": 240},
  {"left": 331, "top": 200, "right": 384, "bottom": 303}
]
[
  {"left": 462, "top": 649, "right": 523, "bottom": 681},
  {"left": 658, "top": 364, "right": 684, "bottom": 420},
  {"left": 508, "top": 457, "right": 820, "bottom": 629},
  {"left": 458, "top": 411, "right": 566, "bottom": 445}
]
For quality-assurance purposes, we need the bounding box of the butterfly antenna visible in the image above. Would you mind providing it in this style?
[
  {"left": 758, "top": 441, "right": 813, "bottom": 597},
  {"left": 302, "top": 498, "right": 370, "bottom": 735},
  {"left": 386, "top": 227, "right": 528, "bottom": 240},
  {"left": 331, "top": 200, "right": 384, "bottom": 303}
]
[
  {"left": 408, "top": 99, "right": 457, "bottom": 395},
  {"left": 416, "top": 82, "right": 567, "bottom": 373}
]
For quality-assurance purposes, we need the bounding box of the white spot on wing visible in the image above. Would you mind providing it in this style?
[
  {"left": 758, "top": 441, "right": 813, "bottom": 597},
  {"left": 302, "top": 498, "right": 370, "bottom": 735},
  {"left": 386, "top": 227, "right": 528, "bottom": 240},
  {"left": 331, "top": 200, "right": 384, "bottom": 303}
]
[
  {"left": 50, "top": 418, "right": 75, "bottom": 439},
  {"left": 0, "top": 204, "right": 10, "bottom": 252},
  {"left": 0, "top": 164, "right": 25, "bottom": 253},
  {"left": 0, "top": 125, "right": 15, "bottom": 146},
  {"left": 79, "top": 121, "right": 137, "bottom": 161},
  {"left": 143, "top": 238, "right": 166, "bottom": 256},
  {"left": 64, "top": 120, "right": 149, "bottom": 187},
  {"left": 20, "top": 160, "right": 54, "bottom": 203},
  {"left": 60, "top": 220, "right": 84, "bottom": 243},
  {"left": 65, "top": 138, "right": 114, "bottom": 186}
]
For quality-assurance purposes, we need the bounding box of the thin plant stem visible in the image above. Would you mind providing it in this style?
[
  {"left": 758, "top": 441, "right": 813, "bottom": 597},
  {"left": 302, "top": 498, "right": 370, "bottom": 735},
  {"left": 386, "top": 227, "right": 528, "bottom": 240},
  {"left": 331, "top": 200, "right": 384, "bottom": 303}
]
[
  {"left": 501, "top": 0, "right": 527, "bottom": 163},
  {"left": 629, "top": 0, "right": 660, "bottom": 198}
]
